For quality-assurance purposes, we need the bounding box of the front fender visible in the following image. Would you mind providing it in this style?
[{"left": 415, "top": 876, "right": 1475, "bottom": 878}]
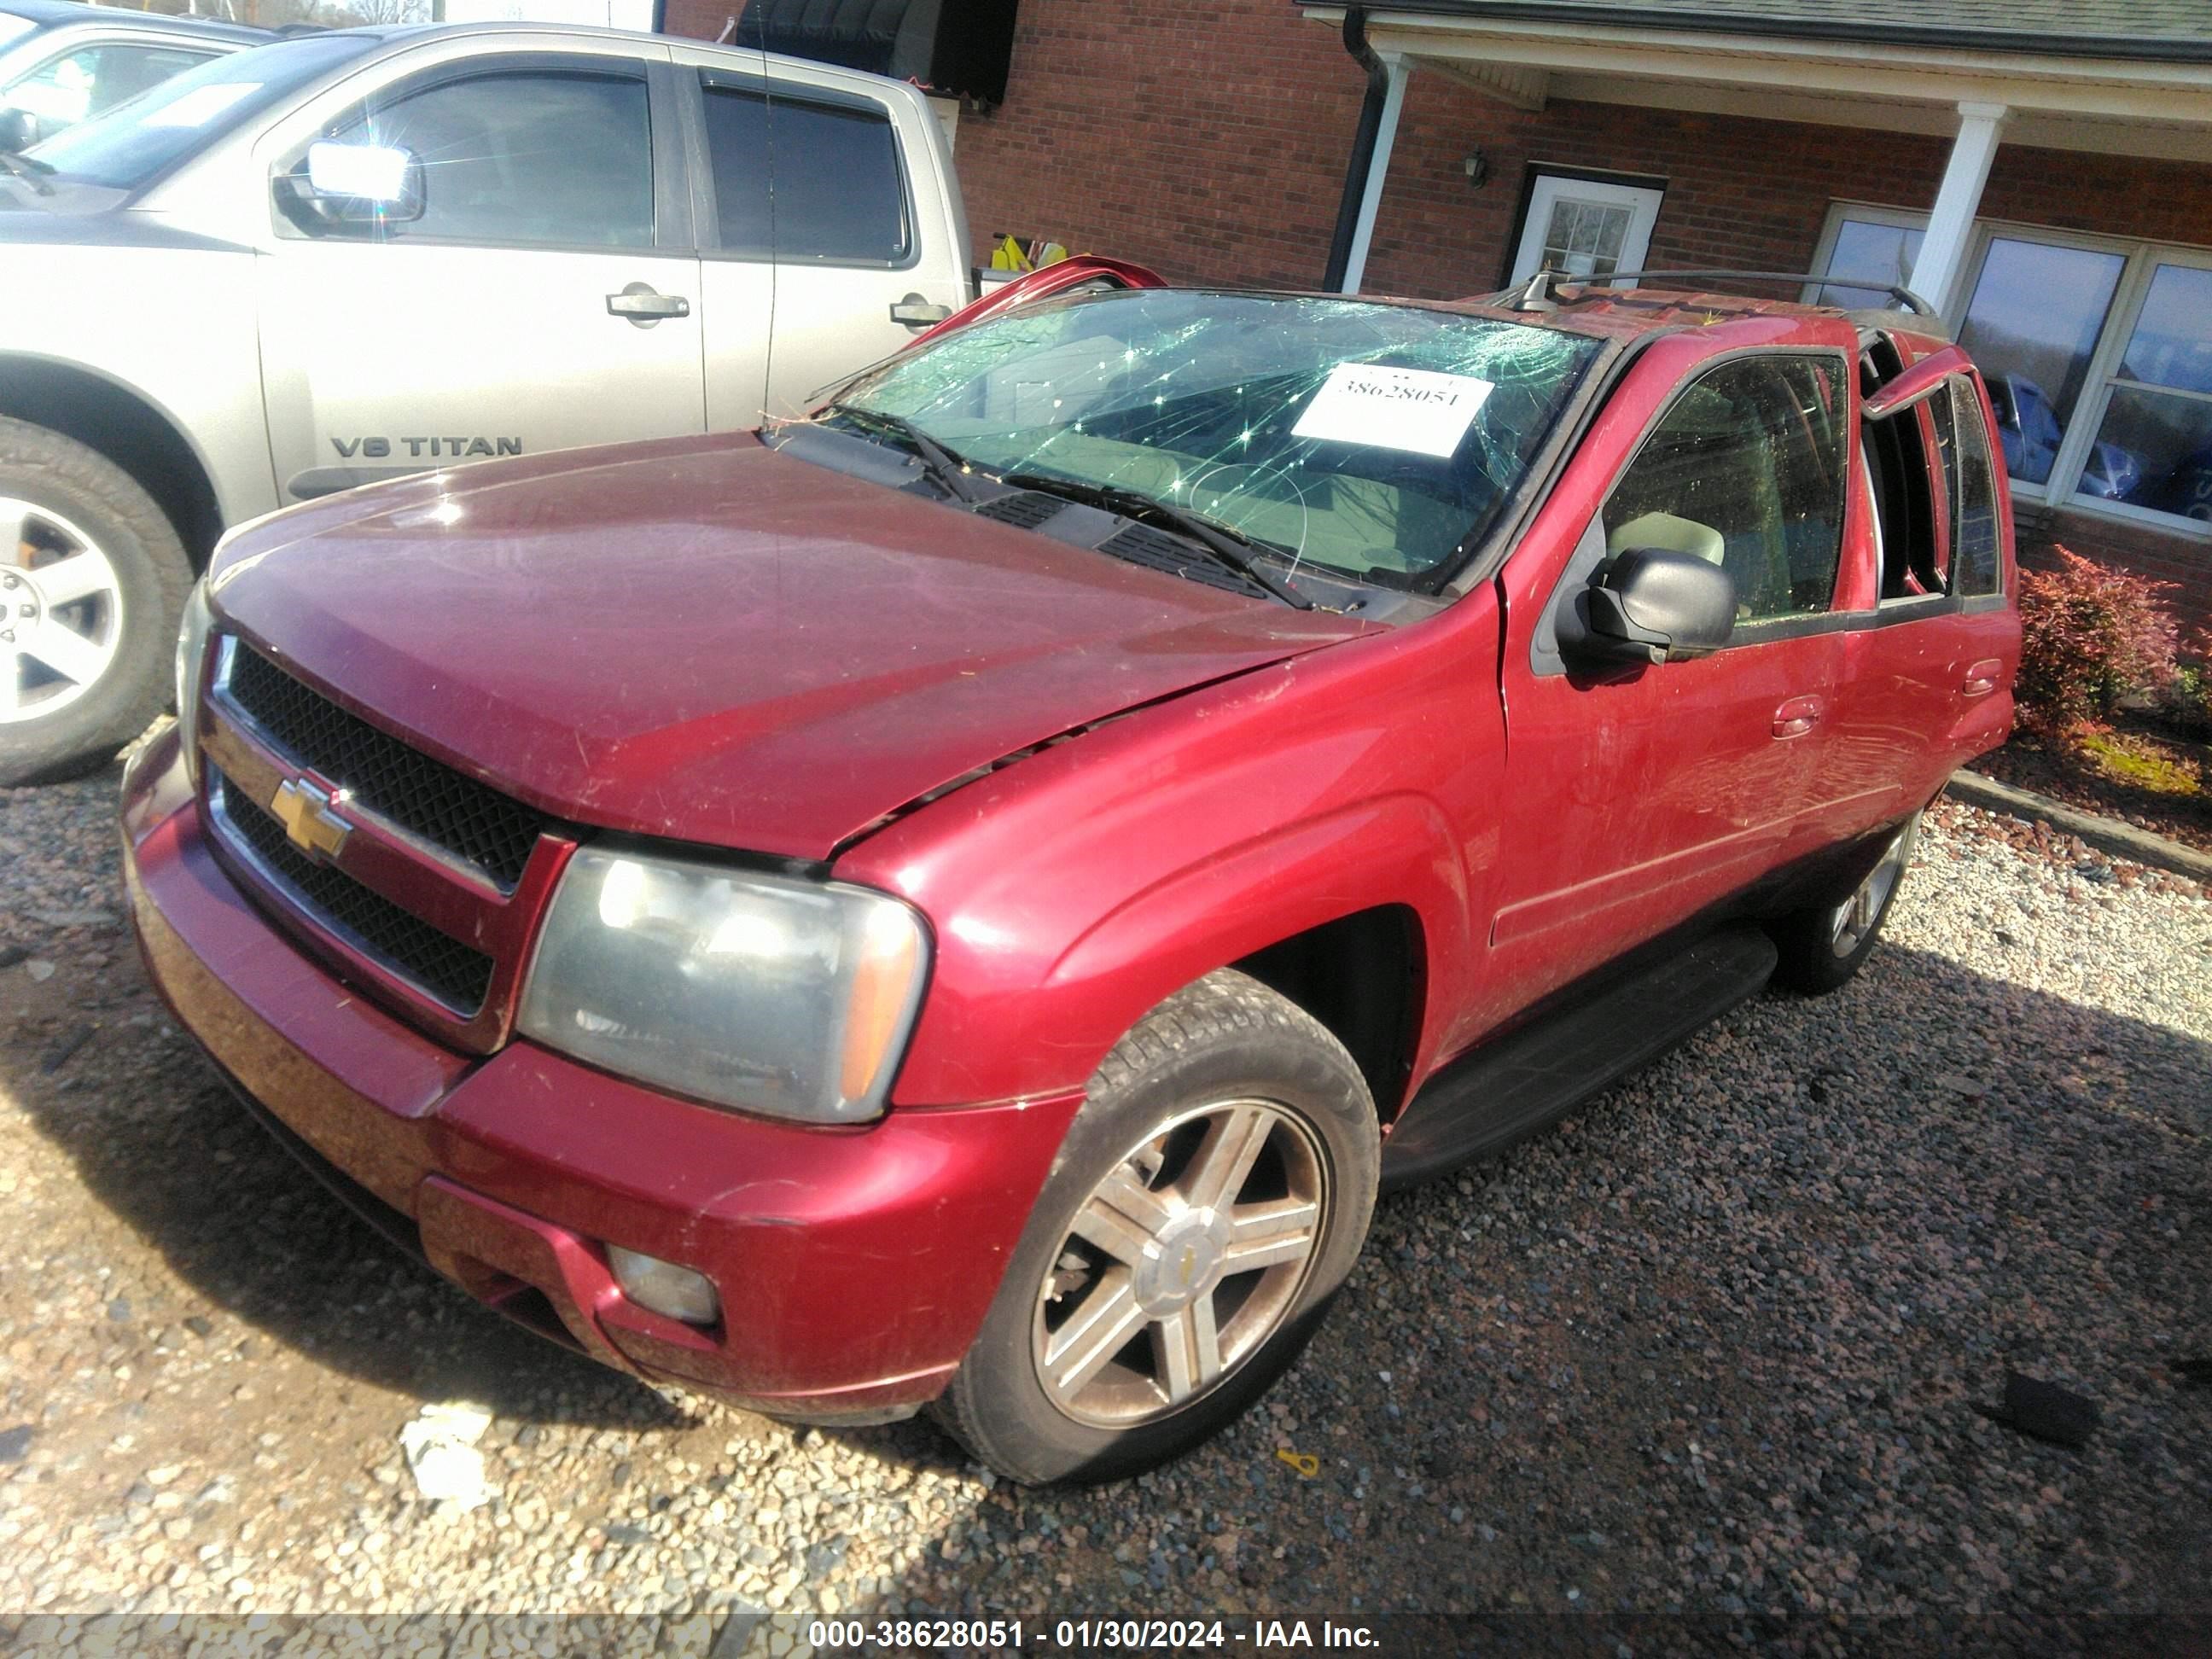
[
  {"left": 1036, "top": 792, "right": 1467, "bottom": 1112},
  {"left": 838, "top": 602, "right": 1506, "bottom": 1110}
]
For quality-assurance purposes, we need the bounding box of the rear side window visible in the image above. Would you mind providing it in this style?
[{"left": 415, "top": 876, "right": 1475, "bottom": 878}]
[
  {"left": 1603, "top": 353, "right": 1849, "bottom": 624},
  {"left": 701, "top": 82, "right": 909, "bottom": 264},
  {"left": 328, "top": 69, "right": 653, "bottom": 248},
  {"left": 1946, "top": 380, "right": 2003, "bottom": 597}
]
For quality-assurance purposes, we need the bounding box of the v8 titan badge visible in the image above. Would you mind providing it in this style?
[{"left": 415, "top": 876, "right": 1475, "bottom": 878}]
[{"left": 1290, "top": 362, "right": 1495, "bottom": 457}]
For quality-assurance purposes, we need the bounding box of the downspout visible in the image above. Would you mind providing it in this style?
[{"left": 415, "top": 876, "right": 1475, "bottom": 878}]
[{"left": 1321, "top": 6, "right": 1390, "bottom": 293}]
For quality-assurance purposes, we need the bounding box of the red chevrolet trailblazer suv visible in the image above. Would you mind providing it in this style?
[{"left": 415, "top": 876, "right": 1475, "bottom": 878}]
[{"left": 123, "top": 276, "right": 2018, "bottom": 1484}]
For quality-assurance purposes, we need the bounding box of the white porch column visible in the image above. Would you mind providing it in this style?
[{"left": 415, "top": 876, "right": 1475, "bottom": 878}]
[
  {"left": 1906, "top": 101, "right": 2010, "bottom": 321},
  {"left": 1339, "top": 53, "right": 1412, "bottom": 295}
]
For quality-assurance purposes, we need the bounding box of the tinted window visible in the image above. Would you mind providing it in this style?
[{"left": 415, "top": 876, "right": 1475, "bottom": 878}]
[
  {"left": 1604, "top": 354, "right": 1848, "bottom": 623},
  {"left": 701, "top": 82, "right": 907, "bottom": 262},
  {"left": 1947, "top": 381, "right": 2003, "bottom": 596},
  {"left": 331, "top": 70, "right": 651, "bottom": 247}
]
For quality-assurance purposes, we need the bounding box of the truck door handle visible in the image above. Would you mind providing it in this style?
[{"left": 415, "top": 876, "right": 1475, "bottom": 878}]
[
  {"left": 607, "top": 283, "right": 690, "bottom": 325},
  {"left": 1961, "top": 658, "right": 2002, "bottom": 697},
  {"left": 1771, "top": 694, "right": 1825, "bottom": 739},
  {"left": 889, "top": 292, "right": 953, "bottom": 327}
]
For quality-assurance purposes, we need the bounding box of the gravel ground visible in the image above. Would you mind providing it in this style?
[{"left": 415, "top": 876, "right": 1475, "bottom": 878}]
[{"left": 1, "top": 765, "right": 2208, "bottom": 1634}]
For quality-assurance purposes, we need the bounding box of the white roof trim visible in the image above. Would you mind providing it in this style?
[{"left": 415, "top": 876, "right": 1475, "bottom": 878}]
[{"left": 1301, "top": 6, "right": 2212, "bottom": 148}]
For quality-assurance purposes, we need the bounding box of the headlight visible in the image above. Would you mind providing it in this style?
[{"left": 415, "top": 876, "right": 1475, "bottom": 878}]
[
  {"left": 173, "top": 578, "right": 215, "bottom": 789},
  {"left": 516, "top": 847, "right": 930, "bottom": 1124}
]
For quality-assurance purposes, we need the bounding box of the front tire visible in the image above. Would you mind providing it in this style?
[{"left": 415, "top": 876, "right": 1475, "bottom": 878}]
[
  {"left": 0, "top": 418, "right": 189, "bottom": 786},
  {"left": 934, "top": 969, "right": 1379, "bottom": 1485},
  {"left": 1769, "top": 811, "right": 1920, "bottom": 993}
]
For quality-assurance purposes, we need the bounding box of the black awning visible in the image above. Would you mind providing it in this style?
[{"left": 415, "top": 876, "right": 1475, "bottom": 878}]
[{"left": 737, "top": 0, "right": 1021, "bottom": 105}]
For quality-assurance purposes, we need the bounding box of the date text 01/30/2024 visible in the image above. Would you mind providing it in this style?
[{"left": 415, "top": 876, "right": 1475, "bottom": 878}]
[{"left": 805, "top": 1620, "right": 1382, "bottom": 1650}]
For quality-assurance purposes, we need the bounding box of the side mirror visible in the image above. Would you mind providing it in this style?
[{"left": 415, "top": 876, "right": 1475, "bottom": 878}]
[
  {"left": 1561, "top": 547, "right": 1736, "bottom": 667},
  {"left": 0, "top": 106, "right": 35, "bottom": 154},
  {"left": 277, "top": 140, "right": 424, "bottom": 229}
]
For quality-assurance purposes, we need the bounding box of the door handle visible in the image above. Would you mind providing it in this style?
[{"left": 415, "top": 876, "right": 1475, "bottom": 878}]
[
  {"left": 889, "top": 292, "right": 953, "bottom": 328},
  {"left": 607, "top": 282, "right": 690, "bottom": 325},
  {"left": 1771, "top": 694, "right": 1825, "bottom": 739},
  {"left": 1961, "top": 657, "right": 2002, "bottom": 697}
]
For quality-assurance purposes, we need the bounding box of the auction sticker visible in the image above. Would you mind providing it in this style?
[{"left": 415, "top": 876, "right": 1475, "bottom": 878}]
[{"left": 1290, "top": 363, "right": 1493, "bottom": 457}]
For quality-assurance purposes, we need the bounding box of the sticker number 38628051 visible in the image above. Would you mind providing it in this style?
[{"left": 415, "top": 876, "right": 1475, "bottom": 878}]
[{"left": 1290, "top": 363, "right": 1496, "bottom": 458}]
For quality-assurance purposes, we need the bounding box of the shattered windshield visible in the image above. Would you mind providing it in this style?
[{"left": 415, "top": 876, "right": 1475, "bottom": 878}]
[{"left": 835, "top": 289, "right": 1601, "bottom": 584}]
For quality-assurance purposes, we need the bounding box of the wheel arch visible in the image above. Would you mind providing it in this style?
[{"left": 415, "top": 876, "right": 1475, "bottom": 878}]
[
  {"left": 1009, "top": 792, "right": 1468, "bottom": 1121},
  {"left": 0, "top": 354, "right": 229, "bottom": 568},
  {"left": 1233, "top": 904, "right": 1426, "bottom": 1123}
]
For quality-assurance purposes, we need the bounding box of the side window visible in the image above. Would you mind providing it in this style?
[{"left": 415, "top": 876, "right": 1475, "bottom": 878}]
[
  {"left": 700, "top": 82, "right": 909, "bottom": 264},
  {"left": 1947, "top": 379, "right": 2003, "bottom": 596},
  {"left": 3, "top": 43, "right": 214, "bottom": 137},
  {"left": 323, "top": 69, "right": 652, "bottom": 248},
  {"left": 1602, "top": 353, "right": 1848, "bottom": 624},
  {"left": 1860, "top": 341, "right": 1941, "bottom": 599}
]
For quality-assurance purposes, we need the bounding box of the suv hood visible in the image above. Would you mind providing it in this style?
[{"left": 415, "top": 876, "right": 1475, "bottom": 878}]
[{"left": 210, "top": 434, "right": 1369, "bottom": 859}]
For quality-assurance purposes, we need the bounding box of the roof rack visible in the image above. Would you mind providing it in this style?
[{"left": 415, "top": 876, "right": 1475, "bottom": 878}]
[{"left": 1501, "top": 267, "right": 1942, "bottom": 325}]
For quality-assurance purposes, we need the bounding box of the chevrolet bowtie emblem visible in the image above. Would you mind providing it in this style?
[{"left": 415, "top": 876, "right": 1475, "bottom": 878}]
[{"left": 269, "top": 777, "right": 352, "bottom": 863}]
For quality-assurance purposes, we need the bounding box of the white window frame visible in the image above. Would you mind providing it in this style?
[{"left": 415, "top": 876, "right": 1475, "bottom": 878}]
[
  {"left": 1808, "top": 201, "right": 2212, "bottom": 544},
  {"left": 1512, "top": 170, "right": 1664, "bottom": 289}
]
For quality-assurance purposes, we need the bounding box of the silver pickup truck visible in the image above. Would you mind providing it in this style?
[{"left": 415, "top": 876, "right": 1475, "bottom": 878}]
[{"left": 0, "top": 23, "right": 972, "bottom": 783}]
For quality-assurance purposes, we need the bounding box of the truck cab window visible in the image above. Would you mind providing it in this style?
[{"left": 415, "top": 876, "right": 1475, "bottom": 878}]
[
  {"left": 700, "top": 82, "right": 909, "bottom": 264},
  {"left": 329, "top": 69, "right": 652, "bottom": 248}
]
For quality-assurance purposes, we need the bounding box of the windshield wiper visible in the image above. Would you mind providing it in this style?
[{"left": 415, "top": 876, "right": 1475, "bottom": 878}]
[
  {"left": 827, "top": 405, "right": 983, "bottom": 504},
  {"left": 998, "top": 470, "right": 1313, "bottom": 610},
  {"left": 0, "top": 149, "right": 55, "bottom": 196}
]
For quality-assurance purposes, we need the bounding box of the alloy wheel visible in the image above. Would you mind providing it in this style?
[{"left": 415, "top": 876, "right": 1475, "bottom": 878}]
[
  {"left": 1829, "top": 816, "right": 1918, "bottom": 958},
  {"left": 1031, "top": 1097, "right": 1328, "bottom": 1429},
  {"left": 2, "top": 498, "right": 125, "bottom": 725}
]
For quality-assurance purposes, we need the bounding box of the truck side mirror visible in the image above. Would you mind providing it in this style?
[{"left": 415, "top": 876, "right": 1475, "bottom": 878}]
[
  {"left": 1559, "top": 547, "right": 1736, "bottom": 668},
  {"left": 0, "top": 105, "right": 34, "bottom": 154},
  {"left": 277, "top": 140, "right": 425, "bottom": 230}
]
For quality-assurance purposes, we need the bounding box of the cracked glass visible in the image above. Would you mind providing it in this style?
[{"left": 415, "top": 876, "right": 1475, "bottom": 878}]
[{"left": 831, "top": 289, "right": 1601, "bottom": 585}]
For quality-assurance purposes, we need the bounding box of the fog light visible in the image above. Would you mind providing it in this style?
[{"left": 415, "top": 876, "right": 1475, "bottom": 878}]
[{"left": 606, "top": 1245, "right": 721, "bottom": 1327}]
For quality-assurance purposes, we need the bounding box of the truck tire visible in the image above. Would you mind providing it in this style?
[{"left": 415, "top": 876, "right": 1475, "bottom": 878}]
[
  {"left": 933, "top": 969, "right": 1379, "bottom": 1485},
  {"left": 0, "top": 418, "right": 189, "bottom": 786},
  {"left": 1767, "top": 811, "right": 1921, "bottom": 994}
]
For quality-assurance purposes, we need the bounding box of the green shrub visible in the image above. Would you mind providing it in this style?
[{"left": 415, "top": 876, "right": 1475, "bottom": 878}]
[{"left": 2016, "top": 546, "right": 2179, "bottom": 733}]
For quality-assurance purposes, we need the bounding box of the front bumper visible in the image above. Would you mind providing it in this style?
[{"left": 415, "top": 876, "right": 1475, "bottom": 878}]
[{"left": 120, "top": 725, "right": 1082, "bottom": 1421}]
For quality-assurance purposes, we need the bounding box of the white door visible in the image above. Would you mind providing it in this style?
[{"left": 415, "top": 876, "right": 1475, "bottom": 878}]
[
  {"left": 1511, "top": 174, "right": 1664, "bottom": 288},
  {"left": 253, "top": 49, "right": 707, "bottom": 502}
]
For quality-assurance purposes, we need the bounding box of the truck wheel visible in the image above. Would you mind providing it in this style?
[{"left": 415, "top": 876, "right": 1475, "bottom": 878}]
[
  {"left": 0, "top": 418, "right": 189, "bottom": 786},
  {"left": 933, "top": 969, "right": 1379, "bottom": 1485},
  {"left": 1768, "top": 811, "right": 1921, "bottom": 994}
]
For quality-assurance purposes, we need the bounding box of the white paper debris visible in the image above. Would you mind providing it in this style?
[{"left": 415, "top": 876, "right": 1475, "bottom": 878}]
[
  {"left": 399, "top": 1402, "right": 495, "bottom": 1512},
  {"left": 1290, "top": 362, "right": 1494, "bottom": 458}
]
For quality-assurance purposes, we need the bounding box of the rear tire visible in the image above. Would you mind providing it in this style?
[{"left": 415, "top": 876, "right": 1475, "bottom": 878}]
[
  {"left": 933, "top": 969, "right": 1379, "bottom": 1485},
  {"left": 1768, "top": 811, "right": 1920, "bottom": 994},
  {"left": 0, "top": 418, "right": 189, "bottom": 786}
]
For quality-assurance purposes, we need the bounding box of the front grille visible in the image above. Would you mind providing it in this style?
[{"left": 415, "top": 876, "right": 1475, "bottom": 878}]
[
  {"left": 224, "top": 645, "right": 547, "bottom": 890},
  {"left": 1099, "top": 524, "right": 1272, "bottom": 600},
  {"left": 212, "top": 765, "right": 495, "bottom": 1015}
]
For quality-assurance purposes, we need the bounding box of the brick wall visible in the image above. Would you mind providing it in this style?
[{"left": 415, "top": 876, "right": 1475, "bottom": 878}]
[
  {"left": 2024, "top": 512, "right": 2212, "bottom": 644},
  {"left": 660, "top": 0, "right": 2212, "bottom": 626}
]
